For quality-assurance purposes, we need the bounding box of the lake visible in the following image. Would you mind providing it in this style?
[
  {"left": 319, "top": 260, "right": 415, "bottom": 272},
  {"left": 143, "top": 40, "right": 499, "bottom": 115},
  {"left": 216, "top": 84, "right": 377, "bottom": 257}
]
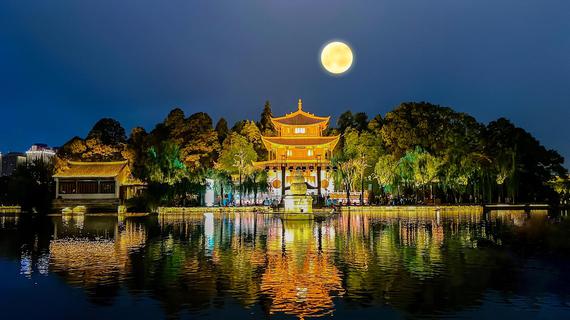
[{"left": 1, "top": 210, "right": 569, "bottom": 319}]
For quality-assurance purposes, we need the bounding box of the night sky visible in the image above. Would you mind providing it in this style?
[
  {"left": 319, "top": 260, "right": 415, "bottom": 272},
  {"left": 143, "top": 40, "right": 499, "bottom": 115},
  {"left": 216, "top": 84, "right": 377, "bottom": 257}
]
[{"left": 1, "top": 1, "right": 569, "bottom": 163}]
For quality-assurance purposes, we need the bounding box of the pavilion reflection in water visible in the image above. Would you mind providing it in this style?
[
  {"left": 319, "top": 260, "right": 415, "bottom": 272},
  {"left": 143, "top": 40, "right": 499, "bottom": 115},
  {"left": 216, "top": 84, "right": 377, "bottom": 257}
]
[
  {"left": 260, "top": 219, "right": 344, "bottom": 319},
  {"left": 48, "top": 216, "right": 147, "bottom": 288}
]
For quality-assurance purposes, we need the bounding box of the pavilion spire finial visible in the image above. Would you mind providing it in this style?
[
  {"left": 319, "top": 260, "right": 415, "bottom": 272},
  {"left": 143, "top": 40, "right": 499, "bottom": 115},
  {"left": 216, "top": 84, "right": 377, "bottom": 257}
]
[{"left": 298, "top": 98, "right": 303, "bottom": 111}]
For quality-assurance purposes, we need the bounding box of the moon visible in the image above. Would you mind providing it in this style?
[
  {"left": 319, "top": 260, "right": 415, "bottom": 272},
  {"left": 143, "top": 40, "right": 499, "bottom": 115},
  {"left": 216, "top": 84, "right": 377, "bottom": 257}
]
[{"left": 320, "top": 41, "right": 354, "bottom": 75}]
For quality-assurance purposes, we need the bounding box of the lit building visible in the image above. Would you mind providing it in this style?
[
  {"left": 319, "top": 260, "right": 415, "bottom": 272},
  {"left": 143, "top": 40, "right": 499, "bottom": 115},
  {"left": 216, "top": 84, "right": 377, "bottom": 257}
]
[
  {"left": 53, "top": 161, "right": 145, "bottom": 204},
  {"left": 255, "top": 99, "right": 340, "bottom": 200},
  {"left": 1, "top": 152, "right": 26, "bottom": 176},
  {"left": 25, "top": 143, "right": 56, "bottom": 164}
]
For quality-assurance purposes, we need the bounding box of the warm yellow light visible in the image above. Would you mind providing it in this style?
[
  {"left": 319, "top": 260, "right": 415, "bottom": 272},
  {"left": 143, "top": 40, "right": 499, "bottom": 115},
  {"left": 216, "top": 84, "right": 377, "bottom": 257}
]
[{"left": 320, "top": 41, "right": 354, "bottom": 75}]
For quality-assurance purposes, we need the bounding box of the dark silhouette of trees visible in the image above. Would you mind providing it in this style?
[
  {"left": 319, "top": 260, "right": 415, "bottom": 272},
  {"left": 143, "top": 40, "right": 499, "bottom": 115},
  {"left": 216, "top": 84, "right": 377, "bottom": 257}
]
[
  {"left": 86, "top": 118, "right": 127, "bottom": 146},
  {"left": 215, "top": 118, "right": 229, "bottom": 144},
  {"left": 57, "top": 118, "right": 128, "bottom": 164},
  {"left": 0, "top": 160, "right": 55, "bottom": 213},
  {"left": 484, "top": 118, "right": 565, "bottom": 203},
  {"left": 337, "top": 110, "right": 369, "bottom": 134},
  {"left": 259, "top": 100, "right": 276, "bottom": 135}
]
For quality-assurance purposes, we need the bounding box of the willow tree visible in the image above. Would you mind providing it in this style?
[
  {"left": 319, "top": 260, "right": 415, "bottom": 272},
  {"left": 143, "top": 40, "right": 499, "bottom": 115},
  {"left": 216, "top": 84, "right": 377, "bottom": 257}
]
[
  {"left": 216, "top": 133, "right": 257, "bottom": 206},
  {"left": 244, "top": 169, "right": 269, "bottom": 205},
  {"left": 374, "top": 154, "right": 398, "bottom": 198},
  {"left": 332, "top": 153, "right": 357, "bottom": 206},
  {"left": 548, "top": 176, "right": 570, "bottom": 204},
  {"left": 395, "top": 150, "right": 417, "bottom": 196},
  {"left": 413, "top": 149, "right": 443, "bottom": 201},
  {"left": 343, "top": 128, "right": 382, "bottom": 204},
  {"left": 494, "top": 148, "right": 516, "bottom": 203}
]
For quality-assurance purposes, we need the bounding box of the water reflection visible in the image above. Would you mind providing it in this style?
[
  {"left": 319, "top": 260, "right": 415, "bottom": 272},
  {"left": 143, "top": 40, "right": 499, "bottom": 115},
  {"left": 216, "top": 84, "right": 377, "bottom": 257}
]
[
  {"left": 260, "top": 220, "right": 344, "bottom": 318},
  {"left": 0, "top": 210, "right": 568, "bottom": 318}
]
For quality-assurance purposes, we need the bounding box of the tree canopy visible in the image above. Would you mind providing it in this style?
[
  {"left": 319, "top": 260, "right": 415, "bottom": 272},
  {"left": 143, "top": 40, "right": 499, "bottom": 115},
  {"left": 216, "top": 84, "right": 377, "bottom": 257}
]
[{"left": 49, "top": 101, "right": 567, "bottom": 207}]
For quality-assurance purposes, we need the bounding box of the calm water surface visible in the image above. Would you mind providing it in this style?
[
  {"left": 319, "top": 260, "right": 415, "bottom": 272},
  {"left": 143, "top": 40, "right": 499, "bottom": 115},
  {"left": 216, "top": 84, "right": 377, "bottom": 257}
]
[{"left": 1, "top": 210, "right": 569, "bottom": 319}]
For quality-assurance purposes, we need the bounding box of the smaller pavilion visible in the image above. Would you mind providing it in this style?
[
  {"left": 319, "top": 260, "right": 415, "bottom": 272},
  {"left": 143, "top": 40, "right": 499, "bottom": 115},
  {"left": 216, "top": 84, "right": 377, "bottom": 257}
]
[{"left": 53, "top": 161, "right": 144, "bottom": 201}]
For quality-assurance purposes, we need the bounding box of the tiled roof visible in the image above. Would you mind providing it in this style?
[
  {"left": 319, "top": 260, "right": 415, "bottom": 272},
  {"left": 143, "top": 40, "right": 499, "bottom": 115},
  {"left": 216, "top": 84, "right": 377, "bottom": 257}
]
[
  {"left": 272, "top": 113, "right": 328, "bottom": 125},
  {"left": 54, "top": 161, "right": 128, "bottom": 178},
  {"left": 263, "top": 136, "right": 339, "bottom": 146}
]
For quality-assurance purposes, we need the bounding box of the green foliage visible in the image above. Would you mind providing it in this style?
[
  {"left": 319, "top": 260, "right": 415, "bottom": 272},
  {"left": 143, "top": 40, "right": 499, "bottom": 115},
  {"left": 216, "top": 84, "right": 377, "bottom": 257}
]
[
  {"left": 343, "top": 128, "right": 382, "bottom": 201},
  {"left": 413, "top": 147, "right": 442, "bottom": 187},
  {"left": 51, "top": 101, "right": 567, "bottom": 207},
  {"left": 375, "top": 154, "right": 398, "bottom": 192},
  {"left": 381, "top": 102, "right": 483, "bottom": 158},
  {"left": 58, "top": 118, "right": 128, "bottom": 163},
  {"left": 243, "top": 169, "right": 269, "bottom": 203},
  {"left": 367, "top": 114, "right": 383, "bottom": 134},
  {"left": 395, "top": 149, "right": 417, "bottom": 188},
  {"left": 216, "top": 132, "right": 257, "bottom": 205},
  {"left": 233, "top": 120, "right": 266, "bottom": 160},
  {"left": 146, "top": 141, "right": 187, "bottom": 185},
  {"left": 331, "top": 152, "right": 357, "bottom": 203},
  {"left": 217, "top": 133, "right": 257, "bottom": 176}
]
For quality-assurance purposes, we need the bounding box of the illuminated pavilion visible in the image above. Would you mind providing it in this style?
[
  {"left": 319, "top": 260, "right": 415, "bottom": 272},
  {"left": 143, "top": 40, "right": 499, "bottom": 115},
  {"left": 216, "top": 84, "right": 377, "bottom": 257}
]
[{"left": 255, "top": 99, "right": 340, "bottom": 200}]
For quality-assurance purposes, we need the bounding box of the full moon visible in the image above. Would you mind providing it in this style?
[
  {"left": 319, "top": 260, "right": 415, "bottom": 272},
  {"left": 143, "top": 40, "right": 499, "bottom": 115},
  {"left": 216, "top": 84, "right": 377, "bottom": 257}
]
[{"left": 320, "top": 41, "right": 354, "bottom": 75}]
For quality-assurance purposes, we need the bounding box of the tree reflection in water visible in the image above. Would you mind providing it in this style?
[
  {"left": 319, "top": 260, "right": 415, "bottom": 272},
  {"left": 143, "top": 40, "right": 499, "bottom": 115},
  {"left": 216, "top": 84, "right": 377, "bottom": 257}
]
[{"left": 0, "top": 209, "right": 569, "bottom": 318}]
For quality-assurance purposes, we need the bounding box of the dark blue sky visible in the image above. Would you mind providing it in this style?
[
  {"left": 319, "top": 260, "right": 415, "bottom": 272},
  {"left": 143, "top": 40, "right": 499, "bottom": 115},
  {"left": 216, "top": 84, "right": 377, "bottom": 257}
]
[{"left": 1, "top": 1, "right": 569, "bottom": 162}]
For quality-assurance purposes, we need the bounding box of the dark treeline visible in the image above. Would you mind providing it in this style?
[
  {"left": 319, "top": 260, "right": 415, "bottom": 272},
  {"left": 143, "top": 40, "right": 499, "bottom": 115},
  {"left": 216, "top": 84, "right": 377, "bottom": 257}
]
[{"left": 1, "top": 101, "right": 567, "bottom": 212}]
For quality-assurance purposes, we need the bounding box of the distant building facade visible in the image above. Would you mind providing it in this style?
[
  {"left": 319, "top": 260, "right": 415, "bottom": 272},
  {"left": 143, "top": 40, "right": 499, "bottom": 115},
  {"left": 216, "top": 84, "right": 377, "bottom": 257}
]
[
  {"left": 26, "top": 143, "right": 56, "bottom": 164},
  {"left": 1, "top": 152, "right": 26, "bottom": 176}
]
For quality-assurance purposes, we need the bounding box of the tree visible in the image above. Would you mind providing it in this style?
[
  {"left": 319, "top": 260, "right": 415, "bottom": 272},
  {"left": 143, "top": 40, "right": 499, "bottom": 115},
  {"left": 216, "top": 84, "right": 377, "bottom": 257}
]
[
  {"left": 395, "top": 150, "right": 417, "bottom": 195},
  {"left": 57, "top": 119, "right": 127, "bottom": 163},
  {"left": 4, "top": 160, "right": 55, "bottom": 213},
  {"left": 259, "top": 100, "right": 276, "bottom": 135},
  {"left": 337, "top": 111, "right": 369, "bottom": 133},
  {"left": 86, "top": 118, "right": 127, "bottom": 146},
  {"left": 146, "top": 109, "right": 220, "bottom": 176},
  {"left": 215, "top": 118, "right": 230, "bottom": 144},
  {"left": 208, "top": 168, "right": 232, "bottom": 206},
  {"left": 343, "top": 128, "right": 382, "bottom": 204},
  {"left": 375, "top": 154, "right": 398, "bottom": 194},
  {"left": 332, "top": 153, "right": 356, "bottom": 206},
  {"left": 381, "top": 102, "right": 483, "bottom": 158},
  {"left": 412, "top": 148, "right": 443, "bottom": 201},
  {"left": 181, "top": 112, "right": 220, "bottom": 174},
  {"left": 234, "top": 120, "right": 266, "bottom": 160},
  {"left": 337, "top": 111, "right": 354, "bottom": 134},
  {"left": 124, "top": 127, "right": 149, "bottom": 179},
  {"left": 485, "top": 117, "right": 566, "bottom": 203},
  {"left": 353, "top": 112, "right": 369, "bottom": 132},
  {"left": 244, "top": 169, "right": 268, "bottom": 205},
  {"left": 164, "top": 108, "right": 185, "bottom": 128},
  {"left": 548, "top": 176, "right": 570, "bottom": 205},
  {"left": 368, "top": 114, "right": 383, "bottom": 134},
  {"left": 146, "top": 141, "right": 187, "bottom": 185},
  {"left": 216, "top": 133, "right": 258, "bottom": 206}
]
